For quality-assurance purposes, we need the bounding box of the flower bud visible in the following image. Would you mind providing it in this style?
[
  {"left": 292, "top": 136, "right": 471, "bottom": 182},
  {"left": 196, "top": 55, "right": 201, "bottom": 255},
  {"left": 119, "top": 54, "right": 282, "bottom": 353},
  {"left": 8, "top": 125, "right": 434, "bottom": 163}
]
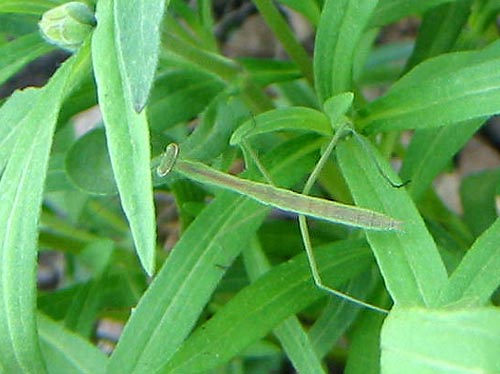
[{"left": 39, "top": 2, "right": 96, "bottom": 52}]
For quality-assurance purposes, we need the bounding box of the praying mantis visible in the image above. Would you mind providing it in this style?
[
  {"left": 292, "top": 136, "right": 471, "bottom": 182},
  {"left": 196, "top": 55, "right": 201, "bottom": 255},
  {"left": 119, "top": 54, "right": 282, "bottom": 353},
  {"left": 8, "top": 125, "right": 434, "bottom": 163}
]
[{"left": 156, "top": 111, "right": 401, "bottom": 314}]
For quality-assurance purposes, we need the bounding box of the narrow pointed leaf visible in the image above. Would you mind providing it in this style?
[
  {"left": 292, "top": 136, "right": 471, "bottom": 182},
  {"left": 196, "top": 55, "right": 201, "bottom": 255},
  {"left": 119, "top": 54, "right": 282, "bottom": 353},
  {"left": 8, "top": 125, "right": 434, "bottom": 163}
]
[
  {"left": 230, "top": 107, "right": 331, "bottom": 146},
  {"left": 337, "top": 136, "right": 448, "bottom": 307},
  {"left": 92, "top": 0, "right": 156, "bottom": 275},
  {"left": 438, "top": 218, "right": 500, "bottom": 307},
  {"left": 0, "top": 44, "right": 90, "bottom": 373},
  {"left": 400, "top": 119, "right": 484, "bottom": 201},
  {"left": 359, "top": 41, "right": 500, "bottom": 133},
  {"left": 114, "top": 0, "right": 168, "bottom": 111},
  {"left": 314, "top": 0, "right": 378, "bottom": 103}
]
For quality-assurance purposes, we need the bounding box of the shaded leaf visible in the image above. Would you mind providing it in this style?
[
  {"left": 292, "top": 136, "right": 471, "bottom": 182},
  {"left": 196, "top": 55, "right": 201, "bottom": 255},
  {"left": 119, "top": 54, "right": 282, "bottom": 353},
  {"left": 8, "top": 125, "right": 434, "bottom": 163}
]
[
  {"left": 65, "top": 128, "right": 117, "bottom": 196},
  {"left": 38, "top": 313, "right": 107, "bottom": 374},
  {"left": 0, "top": 32, "right": 53, "bottom": 86}
]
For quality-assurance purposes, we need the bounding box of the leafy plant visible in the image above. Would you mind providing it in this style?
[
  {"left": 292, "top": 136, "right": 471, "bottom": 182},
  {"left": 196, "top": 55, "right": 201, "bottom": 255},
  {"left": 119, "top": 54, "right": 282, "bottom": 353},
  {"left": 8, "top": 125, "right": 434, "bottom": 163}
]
[{"left": 1, "top": 0, "right": 500, "bottom": 373}]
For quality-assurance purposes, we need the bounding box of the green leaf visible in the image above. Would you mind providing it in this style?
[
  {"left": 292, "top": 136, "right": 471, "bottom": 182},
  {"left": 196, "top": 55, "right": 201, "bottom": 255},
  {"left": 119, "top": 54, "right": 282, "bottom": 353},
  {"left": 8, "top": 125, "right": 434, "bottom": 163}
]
[
  {"left": 181, "top": 95, "right": 250, "bottom": 161},
  {"left": 148, "top": 69, "right": 225, "bottom": 132},
  {"left": 314, "top": 0, "right": 378, "bottom": 103},
  {"left": 92, "top": 0, "right": 156, "bottom": 275},
  {"left": 0, "top": 1, "right": 61, "bottom": 15},
  {"left": 38, "top": 313, "right": 107, "bottom": 374},
  {"left": 308, "top": 271, "right": 376, "bottom": 359},
  {"left": 344, "top": 291, "right": 388, "bottom": 374},
  {"left": 400, "top": 119, "right": 484, "bottom": 201},
  {"left": 370, "top": 0, "right": 455, "bottom": 27},
  {"left": 381, "top": 307, "right": 500, "bottom": 374},
  {"left": 460, "top": 170, "right": 500, "bottom": 237},
  {"left": 0, "top": 89, "right": 39, "bottom": 171},
  {"left": 0, "top": 32, "right": 53, "bottom": 86},
  {"left": 64, "top": 240, "right": 114, "bottom": 337},
  {"left": 161, "top": 241, "right": 371, "bottom": 373},
  {"left": 405, "top": 0, "right": 472, "bottom": 70},
  {"left": 65, "top": 128, "right": 118, "bottom": 196},
  {"left": 238, "top": 58, "right": 301, "bottom": 87},
  {"left": 243, "top": 239, "right": 326, "bottom": 374},
  {"left": 107, "top": 136, "right": 322, "bottom": 373},
  {"left": 277, "top": 0, "right": 320, "bottom": 25},
  {"left": 337, "top": 136, "right": 448, "bottom": 307},
  {"left": 359, "top": 40, "right": 500, "bottom": 133},
  {"left": 253, "top": 0, "right": 313, "bottom": 84},
  {"left": 0, "top": 44, "right": 90, "bottom": 373},
  {"left": 438, "top": 218, "right": 500, "bottom": 308},
  {"left": 323, "top": 91, "right": 354, "bottom": 126},
  {"left": 114, "top": 0, "right": 168, "bottom": 111},
  {"left": 230, "top": 107, "right": 331, "bottom": 146}
]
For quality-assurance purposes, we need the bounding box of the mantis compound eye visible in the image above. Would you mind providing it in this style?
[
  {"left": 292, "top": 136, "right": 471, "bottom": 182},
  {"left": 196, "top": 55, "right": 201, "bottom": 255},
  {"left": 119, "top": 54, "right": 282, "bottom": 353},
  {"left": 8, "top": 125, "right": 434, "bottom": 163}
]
[
  {"left": 38, "top": 1, "right": 96, "bottom": 52},
  {"left": 157, "top": 143, "right": 180, "bottom": 177}
]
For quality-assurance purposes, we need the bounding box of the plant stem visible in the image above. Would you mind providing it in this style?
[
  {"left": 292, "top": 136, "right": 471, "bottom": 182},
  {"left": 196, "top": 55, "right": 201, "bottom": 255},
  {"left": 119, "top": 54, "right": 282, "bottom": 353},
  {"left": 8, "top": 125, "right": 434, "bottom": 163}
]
[{"left": 253, "top": 0, "right": 314, "bottom": 85}]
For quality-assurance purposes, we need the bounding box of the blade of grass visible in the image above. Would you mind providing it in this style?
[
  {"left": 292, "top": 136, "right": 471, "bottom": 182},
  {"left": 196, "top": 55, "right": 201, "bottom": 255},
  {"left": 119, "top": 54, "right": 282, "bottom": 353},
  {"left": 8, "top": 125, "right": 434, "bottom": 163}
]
[
  {"left": 229, "top": 107, "right": 332, "bottom": 146},
  {"left": 0, "top": 90, "right": 40, "bottom": 171},
  {"left": 400, "top": 118, "right": 484, "bottom": 201},
  {"left": 404, "top": 0, "right": 472, "bottom": 71}
]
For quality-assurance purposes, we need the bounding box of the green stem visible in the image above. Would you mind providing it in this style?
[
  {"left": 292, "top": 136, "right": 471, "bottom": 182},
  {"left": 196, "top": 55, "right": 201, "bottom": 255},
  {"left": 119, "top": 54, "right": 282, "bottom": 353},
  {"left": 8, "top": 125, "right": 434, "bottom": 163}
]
[
  {"left": 163, "top": 32, "right": 240, "bottom": 81},
  {"left": 379, "top": 130, "right": 399, "bottom": 159},
  {"left": 253, "top": 0, "right": 314, "bottom": 85}
]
